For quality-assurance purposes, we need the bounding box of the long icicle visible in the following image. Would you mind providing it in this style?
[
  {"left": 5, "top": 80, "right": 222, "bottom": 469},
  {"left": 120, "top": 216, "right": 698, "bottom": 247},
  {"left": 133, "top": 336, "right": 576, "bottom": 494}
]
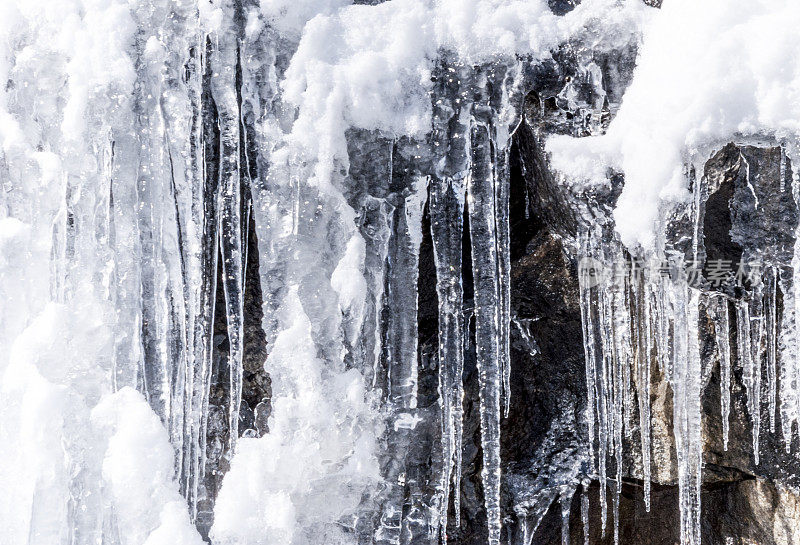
[
  {"left": 467, "top": 113, "right": 503, "bottom": 545},
  {"left": 766, "top": 267, "right": 778, "bottom": 434},
  {"left": 737, "top": 295, "right": 761, "bottom": 465},
  {"left": 496, "top": 143, "right": 512, "bottom": 419},
  {"left": 209, "top": 4, "right": 245, "bottom": 452},
  {"left": 636, "top": 266, "right": 652, "bottom": 512},
  {"left": 672, "top": 282, "right": 703, "bottom": 545},
  {"left": 578, "top": 233, "right": 598, "bottom": 475},
  {"left": 609, "top": 256, "right": 629, "bottom": 545},
  {"left": 713, "top": 296, "right": 732, "bottom": 451},
  {"left": 430, "top": 59, "right": 469, "bottom": 541}
]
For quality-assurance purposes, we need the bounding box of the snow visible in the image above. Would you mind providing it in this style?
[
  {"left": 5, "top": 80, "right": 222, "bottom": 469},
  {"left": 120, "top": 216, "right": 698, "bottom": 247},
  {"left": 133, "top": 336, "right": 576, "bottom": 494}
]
[
  {"left": 0, "top": 304, "right": 201, "bottom": 545},
  {"left": 330, "top": 234, "right": 368, "bottom": 331},
  {"left": 210, "top": 287, "right": 380, "bottom": 545},
  {"left": 92, "top": 388, "right": 205, "bottom": 545}
]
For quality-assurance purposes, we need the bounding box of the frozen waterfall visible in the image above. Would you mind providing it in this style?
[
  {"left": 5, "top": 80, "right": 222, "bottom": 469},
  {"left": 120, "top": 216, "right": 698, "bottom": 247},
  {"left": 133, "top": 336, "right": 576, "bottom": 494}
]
[{"left": 4, "top": 1, "right": 800, "bottom": 544}]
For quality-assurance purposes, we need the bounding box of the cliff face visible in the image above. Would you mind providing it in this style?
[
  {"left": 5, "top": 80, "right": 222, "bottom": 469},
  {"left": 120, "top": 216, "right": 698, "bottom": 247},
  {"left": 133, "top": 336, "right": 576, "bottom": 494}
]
[{"left": 213, "top": 5, "right": 800, "bottom": 542}]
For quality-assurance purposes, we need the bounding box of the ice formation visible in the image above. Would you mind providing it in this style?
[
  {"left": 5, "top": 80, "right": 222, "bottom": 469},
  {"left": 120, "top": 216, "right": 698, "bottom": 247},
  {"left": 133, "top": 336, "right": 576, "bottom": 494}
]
[{"left": 7, "top": 0, "right": 800, "bottom": 544}]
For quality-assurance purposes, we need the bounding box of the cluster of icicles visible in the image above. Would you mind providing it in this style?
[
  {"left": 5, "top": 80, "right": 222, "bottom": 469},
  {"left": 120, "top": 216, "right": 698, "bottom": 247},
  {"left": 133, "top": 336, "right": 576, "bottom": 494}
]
[
  {"left": 16, "top": 0, "right": 795, "bottom": 543},
  {"left": 576, "top": 147, "right": 800, "bottom": 545}
]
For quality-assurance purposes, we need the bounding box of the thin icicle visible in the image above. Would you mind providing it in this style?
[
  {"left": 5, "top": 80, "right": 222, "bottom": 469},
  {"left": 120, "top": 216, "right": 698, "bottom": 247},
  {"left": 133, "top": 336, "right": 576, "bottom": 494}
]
[
  {"left": 635, "top": 270, "right": 651, "bottom": 512},
  {"left": 458, "top": 308, "right": 474, "bottom": 526},
  {"left": 578, "top": 234, "right": 598, "bottom": 474},
  {"left": 780, "top": 145, "right": 787, "bottom": 193},
  {"left": 691, "top": 165, "right": 703, "bottom": 263},
  {"left": 581, "top": 486, "right": 590, "bottom": 545},
  {"left": 787, "top": 149, "right": 800, "bottom": 452},
  {"left": 712, "top": 296, "right": 732, "bottom": 450},
  {"left": 496, "top": 143, "right": 512, "bottom": 419},
  {"left": 778, "top": 264, "right": 798, "bottom": 452},
  {"left": 737, "top": 296, "right": 761, "bottom": 465},
  {"left": 609, "top": 268, "right": 626, "bottom": 545},
  {"left": 560, "top": 487, "right": 573, "bottom": 545},
  {"left": 766, "top": 267, "right": 778, "bottom": 434},
  {"left": 467, "top": 114, "right": 503, "bottom": 545}
]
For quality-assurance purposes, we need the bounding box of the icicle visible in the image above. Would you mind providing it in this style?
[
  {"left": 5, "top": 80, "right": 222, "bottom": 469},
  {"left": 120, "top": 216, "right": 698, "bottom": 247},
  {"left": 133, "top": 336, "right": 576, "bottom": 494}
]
[
  {"left": 584, "top": 237, "right": 633, "bottom": 545},
  {"left": 737, "top": 296, "right": 761, "bottom": 465},
  {"left": 430, "top": 58, "right": 469, "bottom": 540},
  {"left": 596, "top": 248, "right": 610, "bottom": 537},
  {"left": 578, "top": 233, "right": 598, "bottom": 474},
  {"left": 691, "top": 165, "right": 703, "bottom": 263},
  {"left": 579, "top": 227, "right": 610, "bottom": 536},
  {"left": 609, "top": 270, "right": 626, "bottom": 545},
  {"left": 521, "top": 514, "right": 530, "bottom": 545},
  {"left": 496, "top": 143, "right": 512, "bottom": 420},
  {"left": 581, "top": 485, "right": 590, "bottom": 545},
  {"left": 209, "top": 5, "right": 245, "bottom": 452},
  {"left": 654, "top": 274, "right": 673, "bottom": 383},
  {"left": 560, "top": 487, "right": 573, "bottom": 545},
  {"left": 766, "top": 267, "right": 778, "bottom": 434},
  {"left": 467, "top": 110, "right": 503, "bottom": 545},
  {"left": 786, "top": 149, "right": 800, "bottom": 452},
  {"left": 712, "top": 296, "right": 732, "bottom": 450},
  {"left": 635, "top": 269, "right": 652, "bottom": 512},
  {"left": 133, "top": 26, "right": 172, "bottom": 424},
  {"left": 672, "top": 283, "right": 703, "bottom": 545},
  {"left": 385, "top": 174, "right": 424, "bottom": 411},
  {"left": 778, "top": 264, "right": 798, "bottom": 451},
  {"left": 431, "top": 170, "right": 466, "bottom": 537},
  {"left": 780, "top": 145, "right": 787, "bottom": 193},
  {"left": 374, "top": 146, "right": 427, "bottom": 545},
  {"left": 457, "top": 308, "right": 474, "bottom": 525}
]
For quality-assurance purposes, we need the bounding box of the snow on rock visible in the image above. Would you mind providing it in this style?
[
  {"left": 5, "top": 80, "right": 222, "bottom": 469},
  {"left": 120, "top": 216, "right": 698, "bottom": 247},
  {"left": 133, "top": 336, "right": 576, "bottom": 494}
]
[
  {"left": 549, "top": 0, "right": 800, "bottom": 250},
  {"left": 282, "top": 0, "right": 650, "bottom": 177}
]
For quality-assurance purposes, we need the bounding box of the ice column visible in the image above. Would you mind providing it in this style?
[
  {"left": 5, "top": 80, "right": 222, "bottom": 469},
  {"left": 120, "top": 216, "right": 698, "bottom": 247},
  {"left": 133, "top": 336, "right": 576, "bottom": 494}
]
[
  {"left": 430, "top": 59, "right": 470, "bottom": 538},
  {"left": 208, "top": 1, "right": 245, "bottom": 452},
  {"left": 467, "top": 67, "right": 510, "bottom": 545}
]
